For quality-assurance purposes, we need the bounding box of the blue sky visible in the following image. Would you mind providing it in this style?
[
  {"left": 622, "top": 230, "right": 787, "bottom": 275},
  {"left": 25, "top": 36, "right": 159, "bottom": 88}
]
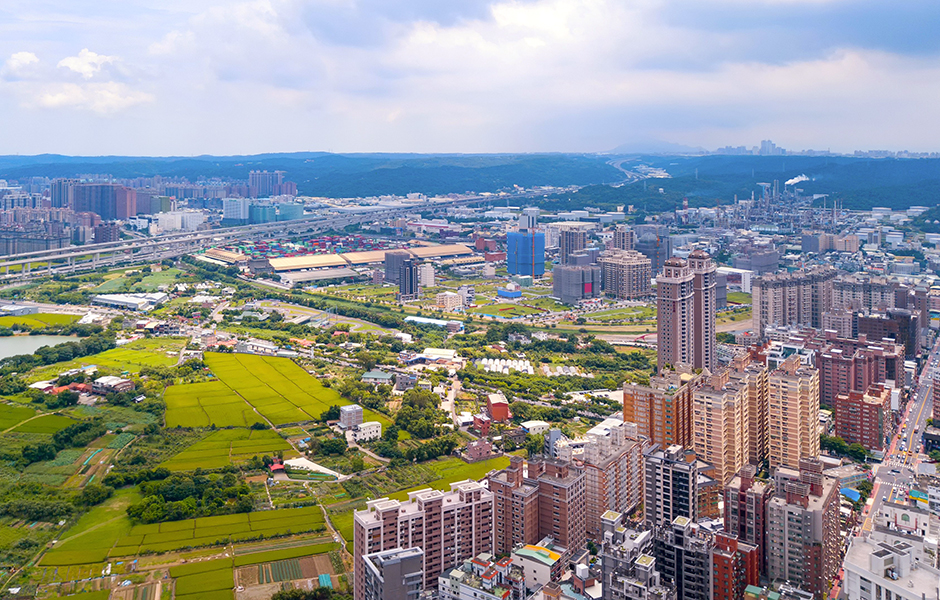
[{"left": 1, "top": 0, "right": 939, "bottom": 155}]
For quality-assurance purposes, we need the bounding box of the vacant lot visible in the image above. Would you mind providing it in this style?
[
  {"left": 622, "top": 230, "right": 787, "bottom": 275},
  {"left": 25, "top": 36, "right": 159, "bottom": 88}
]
[
  {"left": 162, "top": 428, "right": 293, "bottom": 470},
  {"left": 468, "top": 303, "right": 541, "bottom": 318}
]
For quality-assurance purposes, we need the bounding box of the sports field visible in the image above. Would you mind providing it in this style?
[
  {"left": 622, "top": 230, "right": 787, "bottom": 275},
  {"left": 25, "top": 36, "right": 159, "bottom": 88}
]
[
  {"left": 165, "top": 353, "right": 395, "bottom": 429},
  {"left": 0, "top": 313, "right": 79, "bottom": 328},
  {"left": 162, "top": 428, "right": 293, "bottom": 470}
]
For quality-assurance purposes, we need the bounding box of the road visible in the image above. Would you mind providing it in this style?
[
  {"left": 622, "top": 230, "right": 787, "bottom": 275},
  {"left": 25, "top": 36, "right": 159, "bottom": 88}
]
[{"left": 861, "top": 337, "right": 937, "bottom": 535}]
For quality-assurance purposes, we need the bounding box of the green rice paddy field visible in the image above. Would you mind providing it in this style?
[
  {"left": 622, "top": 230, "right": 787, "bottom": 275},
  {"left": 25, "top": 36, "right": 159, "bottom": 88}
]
[
  {"left": 0, "top": 403, "right": 36, "bottom": 430},
  {"left": 165, "top": 354, "right": 397, "bottom": 433},
  {"left": 12, "top": 414, "right": 76, "bottom": 434},
  {"left": 161, "top": 428, "right": 293, "bottom": 470}
]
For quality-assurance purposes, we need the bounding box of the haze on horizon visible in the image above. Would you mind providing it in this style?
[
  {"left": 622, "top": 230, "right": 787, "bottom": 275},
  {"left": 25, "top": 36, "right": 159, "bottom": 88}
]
[{"left": 3, "top": 0, "right": 940, "bottom": 157}]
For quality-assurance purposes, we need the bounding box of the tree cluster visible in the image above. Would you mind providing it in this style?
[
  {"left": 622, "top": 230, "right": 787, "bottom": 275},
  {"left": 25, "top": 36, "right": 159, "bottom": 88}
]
[{"left": 126, "top": 471, "right": 252, "bottom": 524}]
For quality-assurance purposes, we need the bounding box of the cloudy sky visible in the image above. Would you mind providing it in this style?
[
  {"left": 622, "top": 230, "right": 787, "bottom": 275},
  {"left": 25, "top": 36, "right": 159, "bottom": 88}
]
[{"left": 2, "top": 0, "right": 940, "bottom": 155}]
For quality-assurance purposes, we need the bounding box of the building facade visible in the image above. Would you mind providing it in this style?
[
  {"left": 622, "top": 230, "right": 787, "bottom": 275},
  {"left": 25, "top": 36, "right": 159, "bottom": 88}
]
[
  {"left": 767, "top": 355, "right": 820, "bottom": 471},
  {"left": 752, "top": 267, "right": 837, "bottom": 337},
  {"left": 362, "top": 547, "right": 425, "bottom": 600},
  {"left": 599, "top": 249, "right": 652, "bottom": 300},
  {"left": 507, "top": 231, "right": 546, "bottom": 277},
  {"left": 353, "top": 482, "right": 494, "bottom": 600}
]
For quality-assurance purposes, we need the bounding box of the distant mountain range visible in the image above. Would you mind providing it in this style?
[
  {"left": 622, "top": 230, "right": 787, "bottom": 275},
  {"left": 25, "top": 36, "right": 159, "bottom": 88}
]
[{"left": 1, "top": 152, "right": 939, "bottom": 211}]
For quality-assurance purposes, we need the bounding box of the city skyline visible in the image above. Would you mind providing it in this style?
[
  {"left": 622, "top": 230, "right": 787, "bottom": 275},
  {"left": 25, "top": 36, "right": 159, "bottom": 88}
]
[{"left": 3, "top": 1, "right": 940, "bottom": 156}]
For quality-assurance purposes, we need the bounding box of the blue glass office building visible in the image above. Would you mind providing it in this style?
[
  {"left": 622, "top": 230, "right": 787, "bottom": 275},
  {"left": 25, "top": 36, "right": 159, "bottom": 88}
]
[{"left": 507, "top": 231, "right": 545, "bottom": 276}]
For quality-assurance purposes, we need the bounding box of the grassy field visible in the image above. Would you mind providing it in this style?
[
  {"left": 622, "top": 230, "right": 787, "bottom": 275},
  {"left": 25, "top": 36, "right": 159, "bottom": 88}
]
[
  {"left": 41, "top": 488, "right": 139, "bottom": 566},
  {"left": 0, "top": 313, "right": 79, "bottom": 328},
  {"left": 162, "top": 428, "right": 293, "bottom": 470},
  {"left": 717, "top": 308, "right": 752, "bottom": 325},
  {"left": 112, "top": 506, "right": 326, "bottom": 555},
  {"left": 727, "top": 292, "right": 752, "bottom": 304},
  {"left": 468, "top": 303, "right": 541, "bottom": 318},
  {"left": 131, "top": 268, "right": 182, "bottom": 291},
  {"left": 28, "top": 337, "right": 187, "bottom": 382},
  {"left": 584, "top": 306, "right": 657, "bottom": 322},
  {"left": 0, "top": 403, "right": 36, "bottom": 430},
  {"left": 12, "top": 414, "right": 76, "bottom": 434}
]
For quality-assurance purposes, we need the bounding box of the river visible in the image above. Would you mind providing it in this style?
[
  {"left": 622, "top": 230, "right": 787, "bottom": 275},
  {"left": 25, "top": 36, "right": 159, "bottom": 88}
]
[{"left": 0, "top": 335, "right": 77, "bottom": 360}]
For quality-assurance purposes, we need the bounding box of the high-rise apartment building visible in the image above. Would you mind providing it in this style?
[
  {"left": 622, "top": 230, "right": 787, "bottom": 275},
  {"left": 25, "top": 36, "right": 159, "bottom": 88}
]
[
  {"left": 362, "top": 547, "right": 424, "bottom": 600},
  {"left": 559, "top": 228, "right": 587, "bottom": 265},
  {"left": 529, "top": 458, "right": 586, "bottom": 551},
  {"left": 418, "top": 263, "right": 435, "bottom": 288},
  {"left": 599, "top": 512, "right": 677, "bottom": 600},
  {"left": 832, "top": 273, "right": 899, "bottom": 312},
  {"left": 814, "top": 332, "right": 903, "bottom": 409},
  {"left": 507, "top": 231, "right": 546, "bottom": 277},
  {"left": 656, "top": 253, "right": 716, "bottom": 372},
  {"left": 767, "top": 355, "right": 820, "bottom": 471},
  {"left": 487, "top": 456, "right": 586, "bottom": 555},
  {"left": 834, "top": 384, "right": 892, "bottom": 452},
  {"left": 644, "top": 445, "right": 718, "bottom": 531},
  {"left": 519, "top": 207, "right": 540, "bottom": 230},
  {"left": 93, "top": 222, "right": 121, "bottom": 244},
  {"left": 612, "top": 225, "right": 635, "bottom": 251},
  {"left": 578, "top": 418, "right": 650, "bottom": 539},
  {"left": 653, "top": 516, "right": 713, "bottom": 600},
  {"left": 635, "top": 233, "right": 673, "bottom": 274},
  {"left": 689, "top": 250, "right": 717, "bottom": 372},
  {"left": 691, "top": 368, "right": 749, "bottom": 486},
  {"left": 623, "top": 365, "right": 703, "bottom": 449},
  {"left": 72, "top": 183, "right": 137, "bottom": 221},
  {"left": 50, "top": 178, "right": 77, "bottom": 209},
  {"left": 353, "top": 482, "right": 493, "bottom": 600},
  {"left": 598, "top": 249, "right": 652, "bottom": 300},
  {"left": 398, "top": 259, "right": 420, "bottom": 301},
  {"left": 553, "top": 263, "right": 602, "bottom": 304},
  {"left": 766, "top": 459, "right": 840, "bottom": 600},
  {"left": 723, "top": 465, "right": 774, "bottom": 574},
  {"left": 248, "top": 170, "right": 285, "bottom": 197},
  {"left": 656, "top": 257, "right": 694, "bottom": 371},
  {"left": 733, "top": 350, "right": 771, "bottom": 466},
  {"left": 752, "top": 267, "right": 837, "bottom": 337},
  {"left": 384, "top": 250, "right": 411, "bottom": 284},
  {"left": 843, "top": 539, "right": 940, "bottom": 600},
  {"left": 712, "top": 533, "right": 760, "bottom": 600},
  {"left": 487, "top": 456, "right": 541, "bottom": 555}
]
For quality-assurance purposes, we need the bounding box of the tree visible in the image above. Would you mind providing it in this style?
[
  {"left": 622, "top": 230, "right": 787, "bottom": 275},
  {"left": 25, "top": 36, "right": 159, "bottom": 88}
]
[
  {"left": 320, "top": 405, "right": 341, "bottom": 422},
  {"left": 846, "top": 443, "right": 869, "bottom": 462},
  {"left": 48, "top": 389, "right": 79, "bottom": 409},
  {"left": 77, "top": 483, "right": 114, "bottom": 506},
  {"left": 350, "top": 456, "right": 365, "bottom": 472},
  {"left": 525, "top": 434, "right": 544, "bottom": 458},
  {"left": 319, "top": 437, "right": 347, "bottom": 456},
  {"left": 929, "top": 450, "right": 940, "bottom": 462}
]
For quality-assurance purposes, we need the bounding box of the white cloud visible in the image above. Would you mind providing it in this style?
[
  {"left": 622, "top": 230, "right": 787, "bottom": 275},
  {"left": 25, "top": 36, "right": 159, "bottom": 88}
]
[
  {"left": 57, "top": 48, "right": 115, "bottom": 79},
  {"left": 4, "top": 51, "right": 39, "bottom": 72},
  {"left": 36, "top": 82, "right": 154, "bottom": 113}
]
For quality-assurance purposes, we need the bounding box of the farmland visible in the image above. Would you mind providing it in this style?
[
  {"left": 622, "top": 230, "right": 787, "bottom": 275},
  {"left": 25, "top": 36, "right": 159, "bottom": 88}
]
[
  {"left": 162, "top": 428, "right": 293, "bottom": 470},
  {"left": 0, "top": 403, "right": 35, "bottom": 430},
  {"left": 0, "top": 313, "right": 79, "bottom": 328},
  {"left": 12, "top": 413, "right": 76, "bottom": 434},
  {"left": 112, "top": 506, "right": 327, "bottom": 555},
  {"left": 164, "top": 353, "right": 392, "bottom": 429},
  {"left": 28, "top": 337, "right": 187, "bottom": 382},
  {"left": 164, "top": 381, "right": 259, "bottom": 428}
]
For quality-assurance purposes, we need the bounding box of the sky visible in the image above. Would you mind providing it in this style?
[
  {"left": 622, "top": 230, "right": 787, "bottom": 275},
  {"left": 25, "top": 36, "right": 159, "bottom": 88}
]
[{"left": 3, "top": 0, "right": 940, "bottom": 156}]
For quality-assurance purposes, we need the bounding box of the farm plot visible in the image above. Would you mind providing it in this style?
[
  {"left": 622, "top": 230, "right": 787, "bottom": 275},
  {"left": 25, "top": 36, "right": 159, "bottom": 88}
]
[
  {"left": 112, "top": 506, "right": 327, "bottom": 556},
  {"left": 13, "top": 414, "right": 76, "bottom": 434},
  {"left": 0, "top": 403, "right": 35, "bottom": 430},
  {"left": 162, "top": 428, "right": 292, "bottom": 470},
  {"left": 164, "top": 381, "right": 259, "bottom": 428},
  {"left": 41, "top": 488, "right": 139, "bottom": 566},
  {"left": 171, "top": 557, "right": 234, "bottom": 600},
  {"left": 204, "top": 353, "right": 395, "bottom": 429}
]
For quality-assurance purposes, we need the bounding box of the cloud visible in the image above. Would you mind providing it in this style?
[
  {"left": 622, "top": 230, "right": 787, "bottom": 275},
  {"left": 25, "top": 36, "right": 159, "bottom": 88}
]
[
  {"left": 2, "top": 0, "right": 940, "bottom": 153},
  {"left": 36, "top": 82, "right": 154, "bottom": 113},
  {"left": 57, "top": 48, "right": 115, "bottom": 79}
]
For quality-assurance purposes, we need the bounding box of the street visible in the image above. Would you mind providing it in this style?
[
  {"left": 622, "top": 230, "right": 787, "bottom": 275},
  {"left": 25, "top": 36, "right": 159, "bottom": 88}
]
[{"left": 861, "top": 337, "right": 937, "bottom": 535}]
